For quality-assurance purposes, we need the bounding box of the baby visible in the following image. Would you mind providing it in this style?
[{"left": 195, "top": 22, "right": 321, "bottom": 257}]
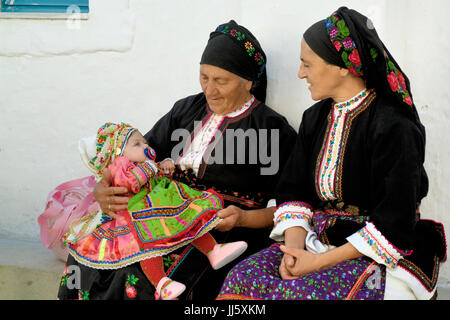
[{"left": 64, "top": 122, "right": 247, "bottom": 300}]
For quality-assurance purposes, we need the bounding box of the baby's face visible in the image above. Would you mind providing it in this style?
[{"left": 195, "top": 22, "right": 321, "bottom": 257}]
[{"left": 122, "top": 130, "right": 149, "bottom": 162}]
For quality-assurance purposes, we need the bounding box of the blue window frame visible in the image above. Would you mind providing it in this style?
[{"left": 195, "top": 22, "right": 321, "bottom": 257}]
[{"left": 0, "top": 0, "right": 89, "bottom": 14}]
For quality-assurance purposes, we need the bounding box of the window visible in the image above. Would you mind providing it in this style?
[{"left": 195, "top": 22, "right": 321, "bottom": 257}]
[{"left": 0, "top": 0, "right": 89, "bottom": 18}]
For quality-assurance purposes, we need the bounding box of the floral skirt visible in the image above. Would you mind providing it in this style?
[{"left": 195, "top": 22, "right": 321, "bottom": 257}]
[
  {"left": 217, "top": 244, "right": 386, "bottom": 300},
  {"left": 67, "top": 177, "right": 222, "bottom": 269},
  {"left": 217, "top": 211, "right": 386, "bottom": 300}
]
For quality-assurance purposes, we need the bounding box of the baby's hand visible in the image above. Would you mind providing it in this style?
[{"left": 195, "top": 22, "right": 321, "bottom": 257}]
[{"left": 159, "top": 158, "right": 175, "bottom": 176}]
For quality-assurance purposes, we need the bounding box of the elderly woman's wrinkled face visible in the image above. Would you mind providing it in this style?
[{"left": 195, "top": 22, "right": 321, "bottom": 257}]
[
  {"left": 200, "top": 64, "right": 252, "bottom": 115},
  {"left": 298, "top": 38, "right": 343, "bottom": 101}
]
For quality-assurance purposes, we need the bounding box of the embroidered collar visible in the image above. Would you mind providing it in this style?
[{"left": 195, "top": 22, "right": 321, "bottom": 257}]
[
  {"left": 224, "top": 96, "right": 256, "bottom": 118},
  {"left": 206, "top": 96, "right": 256, "bottom": 119},
  {"left": 334, "top": 88, "right": 373, "bottom": 110}
]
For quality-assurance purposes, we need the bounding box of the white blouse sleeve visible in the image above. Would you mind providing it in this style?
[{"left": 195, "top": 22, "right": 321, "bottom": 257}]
[
  {"left": 269, "top": 201, "right": 314, "bottom": 242},
  {"left": 346, "top": 221, "right": 407, "bottom": 269}
]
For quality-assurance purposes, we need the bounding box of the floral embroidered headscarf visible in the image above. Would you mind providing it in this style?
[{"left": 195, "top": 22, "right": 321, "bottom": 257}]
[
  {"left": 88, "top": 122, "right": 135, "bottom": 178},
  {"left": 200, "top": 20, "right": 267, "bottom": 103},
  {"left": 303, "top": 6, "right": 424, "bottom": 134}
]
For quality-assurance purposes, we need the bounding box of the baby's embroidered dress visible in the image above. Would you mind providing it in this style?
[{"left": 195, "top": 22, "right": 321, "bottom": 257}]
[{"left": 66, "top": 155, "right": 223, "bottom": 269}]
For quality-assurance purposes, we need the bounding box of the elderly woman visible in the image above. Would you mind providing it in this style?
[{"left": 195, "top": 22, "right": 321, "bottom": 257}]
[
  {"left": 217, "top": 7, "right": 446, "bottom": 300},
  {"left": 56, "top": 20, "right": 296, "bottom": 300}
]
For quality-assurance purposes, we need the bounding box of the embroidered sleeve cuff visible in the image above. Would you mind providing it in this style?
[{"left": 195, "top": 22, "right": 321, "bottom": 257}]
[
  {"left": 269, "top": 202, "right": 314, "bottom": 242},
  {"left": 129, "top": 161, "right": 158, "bottom": 192},
  {"left": 346, "top": 222, "right": 406, "bottom": 269},
  {"left": 143, "top": 160, "right": 159, "bottom": 177}
]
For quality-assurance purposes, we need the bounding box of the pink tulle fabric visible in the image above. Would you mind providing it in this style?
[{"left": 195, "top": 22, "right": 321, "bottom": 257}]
[{"left": 37, "top": 176, "right": 100, "bottom": 261}]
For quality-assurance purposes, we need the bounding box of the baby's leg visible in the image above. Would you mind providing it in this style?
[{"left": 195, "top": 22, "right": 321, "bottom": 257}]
[
  {"left": 140, "top": 257, "right": 186, "bottom": 300},
  {"left": 140, "top": 256, "right": 166, "bottom": 288},
  {"left": 191, "top": 232, "right": 217, "bottom": 255},
  {"left": 192, "top": 233, "right": 247, "bottom": 270}
]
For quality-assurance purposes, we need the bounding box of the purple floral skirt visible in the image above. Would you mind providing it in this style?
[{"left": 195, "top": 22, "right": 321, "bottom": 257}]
[{"left": 217, "top": 212, "right": 386, "bottom": 300}]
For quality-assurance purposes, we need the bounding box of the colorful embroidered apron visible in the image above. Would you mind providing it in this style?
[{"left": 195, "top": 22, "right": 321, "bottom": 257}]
[{"left": 68, "top": 177, "right": 223, "bottom": 269}]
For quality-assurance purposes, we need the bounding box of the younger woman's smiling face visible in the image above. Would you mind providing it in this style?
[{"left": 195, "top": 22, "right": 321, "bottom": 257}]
[{"left": 298, "top": 38, "right": 343, "bottom": 102}]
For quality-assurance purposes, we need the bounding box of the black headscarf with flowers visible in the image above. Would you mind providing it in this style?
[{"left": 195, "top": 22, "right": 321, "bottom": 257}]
[
  {"left": 303, "top": 7, "right": 424, "bottom": 136},
  {"left": 200, "top": 20, "right": 267, "bottom": 103}
]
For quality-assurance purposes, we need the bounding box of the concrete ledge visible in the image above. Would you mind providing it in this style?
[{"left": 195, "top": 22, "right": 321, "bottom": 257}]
[
  {"left": 0, "top": 238, "right": 65, "bottom": 300},
  {"left": 0, "top": 238, "right": 65, "bottom": 273},
  {"left": 0, "top": 265, "right": 62, "bottom": 300},
  {"left": 438, "top": 286, "right": 450, "bottom": 300}
]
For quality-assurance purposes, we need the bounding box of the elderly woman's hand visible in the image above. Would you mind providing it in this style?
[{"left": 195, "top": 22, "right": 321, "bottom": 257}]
[
  {"left": 159, "top": 158, "right": 175, "bottom": 176},
  {"left": 93, "top": 168, "right": 129, "bottom": 219},
  {"left": 215, "top": 205, "right": 244, "bottom": 232}
]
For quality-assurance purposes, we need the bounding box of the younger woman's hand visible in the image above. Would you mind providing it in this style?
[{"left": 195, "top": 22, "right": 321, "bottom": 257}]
[
  {"left": 279, "top": 253, "right": 300, "bottom": 280},
  {"left": 279, "top": 245, "right": 324, "bottom": 278}
]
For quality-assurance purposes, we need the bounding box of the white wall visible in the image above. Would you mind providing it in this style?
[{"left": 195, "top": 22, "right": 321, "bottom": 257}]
[{"left": 1, "top": 0, "right": 449, "bottom": 283}]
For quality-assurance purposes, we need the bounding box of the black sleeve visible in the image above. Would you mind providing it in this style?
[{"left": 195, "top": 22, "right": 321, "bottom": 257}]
[
  {"left": 274, "top": 109, "right": 317, "bottom": 207},
  {"left": 144, "top": 107, "right": 176, "bottom": 162},
  {"left": 260, "top": 114, "right": 297, "bottom": 200},
  {"left": 368, "top": 110, "right": 426, "bottom": 251},
  {"left": 144, "top": 93, "right": 205, "bottom": 162}
]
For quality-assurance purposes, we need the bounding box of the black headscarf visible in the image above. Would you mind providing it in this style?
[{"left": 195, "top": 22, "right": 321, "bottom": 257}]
[
  {"left": 200, "top": 20, "right": 267, "bottom": 103},
  {"left": 303, "top": 19, "right": 347, "bottom": 69},
  {"left": 303, "top": 7, "right": 424, "bottom": 136}
]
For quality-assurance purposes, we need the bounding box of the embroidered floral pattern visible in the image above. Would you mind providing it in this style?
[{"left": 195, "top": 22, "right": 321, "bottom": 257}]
[
  {"left": 89, "top": 122, "right": 135, "bottom": 177},
  {"left": 325, "top": 14, "right": 363, "bottom": 77},
  {"left": 273, "top": 211, "right": 312, "bottom": 227},
  {"left": 60, "top": 265, "right": 69, "bottom": 287},
  {"left": 273, "top": 202, "right": 314, "bottom": 223},
  {"left": 244, "top": 41, "right": 254, "bottom": 54},
  {"left": 229, "top": 28, "right": 243, "bottom": 40},
  {"left": 271, "top": 202, "right": 314, "bottom": 240},
  {"left": 326, "top": 12, "right": 413, "bottom": 107},
  {"left": 277, "top": 201, "right": 313, "bottom": 211},
  {"left": 385, "top": 59, "right": 413, "bottom": 106},
  {"left": 217, "top": 244, "right": 385, "bottom": 300},
  {"left": 163, "top": 254, "right": 180, "bottom": 270},
  {"left": 334, "top": 88, "right": 371, "bottom": 109},
  {"left": 356, "top": 222, "right": 403, "bottom": 268},
  {"left": 78, "top": 290, "right": 90, "bottom": 300},
  {"left": 217, "top": 25, "right": 266, "bottom": 79},
  {"left": 136, "top": 161, "right": 158, "bottom": 180},
  {"left": 161, "top": 287, "right": 172, "bottom": 299},
  {"left": 125, "top": 274, "right": 139, "bottom": 299}
]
